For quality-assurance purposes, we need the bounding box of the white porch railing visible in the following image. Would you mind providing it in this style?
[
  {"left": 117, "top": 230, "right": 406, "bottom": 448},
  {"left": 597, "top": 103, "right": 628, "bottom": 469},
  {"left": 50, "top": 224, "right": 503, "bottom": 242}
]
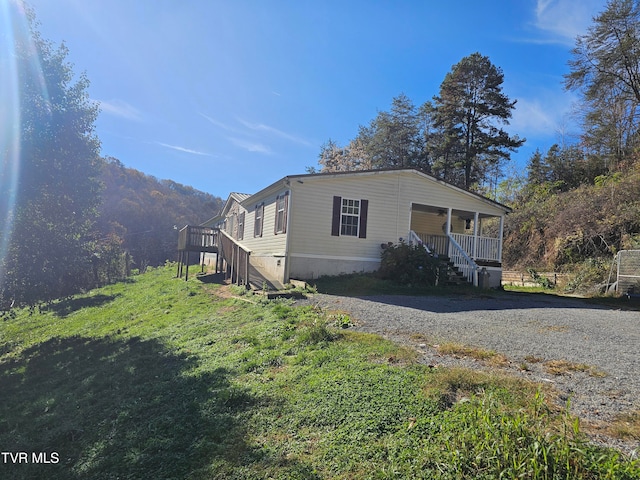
[{"left": 449, "top": 233, "right": 501, "bottom": 262}]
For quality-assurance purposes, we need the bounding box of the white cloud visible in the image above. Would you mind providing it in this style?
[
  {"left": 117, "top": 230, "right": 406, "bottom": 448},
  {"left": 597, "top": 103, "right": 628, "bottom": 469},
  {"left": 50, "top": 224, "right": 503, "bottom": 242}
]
[
  {"left": 229, "top": 137, "right": 272, "bottom": 154},
  {"left": 157, "top": 142, "right": 213, "bottom": 157},
  {"left": 237, "top": 118, "right": 312, "bottom": 146},
  {"left": 509, "top": 90, "right": 580, "bottom": 140},
  {"left": 199, "top": 113, "right": 239, "bottom": 133},
  {"left": 98, "top": 99, "right": 142, "bottom": 121},
  {"left": 200, "top": 113, "right": 310, "bottom": 153},
  {"left": 534, "top": 0, "right": 604, "bottom": 44}
]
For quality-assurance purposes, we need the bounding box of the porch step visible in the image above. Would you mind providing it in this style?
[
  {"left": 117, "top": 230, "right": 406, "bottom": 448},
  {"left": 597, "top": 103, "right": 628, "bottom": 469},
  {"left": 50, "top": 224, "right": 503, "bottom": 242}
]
[{"left": 437, "top": 258, "right": 470, "bottom": 286}]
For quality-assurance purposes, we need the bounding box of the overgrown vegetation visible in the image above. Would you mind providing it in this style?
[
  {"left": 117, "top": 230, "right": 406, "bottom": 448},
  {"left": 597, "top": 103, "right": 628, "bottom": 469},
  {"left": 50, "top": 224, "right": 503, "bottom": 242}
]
[
  {"left": 0, "top": 265, "right": 637, "bottom": 479},
  {"left": 379, "top": 242, "right": 441, "bottom": 286}
]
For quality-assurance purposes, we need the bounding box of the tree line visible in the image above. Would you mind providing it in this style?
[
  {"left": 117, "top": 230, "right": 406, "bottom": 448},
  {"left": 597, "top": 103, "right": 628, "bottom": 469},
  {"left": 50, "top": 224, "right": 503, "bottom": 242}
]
[
  {"left": 310, "top": 52, "right": 525, "bottom": 193},
  {"left": 0, "top": 4, "right": 221, "bottom": 308}
]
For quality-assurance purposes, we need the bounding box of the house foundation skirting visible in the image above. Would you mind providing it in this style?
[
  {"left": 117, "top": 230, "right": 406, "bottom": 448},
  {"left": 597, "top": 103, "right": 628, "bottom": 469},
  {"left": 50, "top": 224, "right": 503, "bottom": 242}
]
[{"left": 288, "top": 253, "right": 380, "bottom": 281}]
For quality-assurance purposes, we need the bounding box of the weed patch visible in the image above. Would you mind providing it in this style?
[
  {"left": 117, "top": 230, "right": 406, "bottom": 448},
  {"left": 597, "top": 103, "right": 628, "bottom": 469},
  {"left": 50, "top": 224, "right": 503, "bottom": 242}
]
[
  {"left": 437, "top": 341, "right": 510, "bottom": 367},
  {"left": 544, "top": 359, "right": 608, "bottom": 377}
]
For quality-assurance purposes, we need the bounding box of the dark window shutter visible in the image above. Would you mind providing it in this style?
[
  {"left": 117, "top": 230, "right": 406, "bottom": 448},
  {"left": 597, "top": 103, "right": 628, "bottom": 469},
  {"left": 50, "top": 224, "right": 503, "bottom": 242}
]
[
  {"left": 274, "top": 195, "right": 279, "bottom": 235},
  {"left": 331, "top": 196, "right": 342, "bottom": 236},
  {"left": 254, "top": 203, "right": 264, "bottom": 238},
  {"left": 359, "top": 199, "right": 368, "bottom": 238},
  {"left": 282, "top": 191, "right": 289, "bottom": 234}
]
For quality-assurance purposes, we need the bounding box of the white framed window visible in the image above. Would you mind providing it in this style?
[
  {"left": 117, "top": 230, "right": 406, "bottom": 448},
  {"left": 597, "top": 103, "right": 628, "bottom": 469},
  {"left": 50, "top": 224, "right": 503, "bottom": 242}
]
[
  {"left": 340, "top": 198, "right": 360, "bottom": 237},
  {"left": 331, "top": 196, "right": 368, "bottom": 238},
  {"left": 274, "top": 192, "right": 289, "bottom": 234},
  {"left": 254, "top": 203, "right": 264, "bottom": 237}
]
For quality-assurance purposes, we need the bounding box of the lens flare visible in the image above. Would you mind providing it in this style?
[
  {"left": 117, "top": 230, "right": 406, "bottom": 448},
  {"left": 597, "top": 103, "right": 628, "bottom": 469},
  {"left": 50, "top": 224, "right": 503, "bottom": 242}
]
[{"left": 0, "top": 0, "right": 49, "bottom": 290}]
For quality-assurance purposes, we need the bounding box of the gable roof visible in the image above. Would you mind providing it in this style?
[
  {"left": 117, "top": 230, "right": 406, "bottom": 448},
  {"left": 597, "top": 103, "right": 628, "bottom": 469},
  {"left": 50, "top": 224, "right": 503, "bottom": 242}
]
[
  {"left": 246, "top": 168, "right": 512, "bottom": 213},
  {"left": 203, "top": 168, "right": 511, "bottom": 228},
  {"left": 201, "top": 192, "right": 251, "bottom": 226}
]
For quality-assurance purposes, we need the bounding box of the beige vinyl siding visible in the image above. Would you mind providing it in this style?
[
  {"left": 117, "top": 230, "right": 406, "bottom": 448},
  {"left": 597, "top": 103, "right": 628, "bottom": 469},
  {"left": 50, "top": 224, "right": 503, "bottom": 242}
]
[
  {"left": 288, "top": 172, "right": 405, "bottom": 261},
  {"left": 398, "top": 172, "right": 506, "bottom": 217},
  {"left": 234, "top": 189, "right": 288, "bottom": 255},
  {"left": 411, "top": 211, "right": 447, "bottom": 236},
  {"left": 288, "top": 170, "right": 506, "bottom": 261}
]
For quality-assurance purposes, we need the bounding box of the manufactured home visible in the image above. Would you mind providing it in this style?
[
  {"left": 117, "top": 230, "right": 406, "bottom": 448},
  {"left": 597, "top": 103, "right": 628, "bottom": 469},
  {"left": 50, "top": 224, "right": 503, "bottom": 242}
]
[{"left": 178, "top": 169, "right": 511, "bottom": 288}]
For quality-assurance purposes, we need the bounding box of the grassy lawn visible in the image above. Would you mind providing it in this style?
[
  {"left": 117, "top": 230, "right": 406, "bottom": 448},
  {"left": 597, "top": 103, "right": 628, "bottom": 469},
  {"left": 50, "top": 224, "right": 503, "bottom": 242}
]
[{"left": 0, "top": 266, "right": 638, "bottom": 479}]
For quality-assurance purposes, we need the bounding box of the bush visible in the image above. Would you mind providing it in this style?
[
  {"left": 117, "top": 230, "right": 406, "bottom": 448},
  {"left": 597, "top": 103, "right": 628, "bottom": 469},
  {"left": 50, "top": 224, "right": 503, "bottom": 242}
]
[{"left": 378, "top": 242, "right": 440, "bottom": 286}]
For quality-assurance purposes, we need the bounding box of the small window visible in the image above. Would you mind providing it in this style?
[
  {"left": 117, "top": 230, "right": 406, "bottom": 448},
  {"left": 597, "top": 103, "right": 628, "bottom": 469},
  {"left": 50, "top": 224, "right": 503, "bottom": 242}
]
[
  {"left": 340, "top": 198, "right": 360, "bottom": 236},
  {"left": 254, "top": 203, "right": 264, "bottom": 237},
  {"left": 237, "top": 212, "right": 245, "bottom": 240}
]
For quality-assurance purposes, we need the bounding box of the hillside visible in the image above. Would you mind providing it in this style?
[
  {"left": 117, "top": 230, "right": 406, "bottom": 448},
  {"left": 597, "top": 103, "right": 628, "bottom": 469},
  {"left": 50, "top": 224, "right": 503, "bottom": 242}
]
[
  {"left": 0, "top": 266, "right": 637, "bottom": 478},
  {"left": 96, "top": 158, "right": 224, "bottom": 270},
  {"left": 502, "top": 164, "right": 640, "bottom": 290}
]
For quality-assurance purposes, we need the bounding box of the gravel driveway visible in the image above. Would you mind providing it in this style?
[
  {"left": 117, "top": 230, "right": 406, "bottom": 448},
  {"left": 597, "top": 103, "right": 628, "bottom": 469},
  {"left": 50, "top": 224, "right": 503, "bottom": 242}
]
[{"left": 302, "top": 291, "right": 640, "bottom": 454}]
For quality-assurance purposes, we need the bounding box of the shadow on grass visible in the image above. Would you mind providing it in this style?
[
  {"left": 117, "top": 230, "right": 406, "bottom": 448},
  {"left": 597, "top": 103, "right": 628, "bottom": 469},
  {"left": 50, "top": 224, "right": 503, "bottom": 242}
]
[
  {"left": 41, "top": 294, "right": 121, "bottom": 318},
  {"left": 196, "top": 272, "right": 225, "bottom": 284},
  {"left": 0, "top": 335, "right": 297, "bottom": 479}
]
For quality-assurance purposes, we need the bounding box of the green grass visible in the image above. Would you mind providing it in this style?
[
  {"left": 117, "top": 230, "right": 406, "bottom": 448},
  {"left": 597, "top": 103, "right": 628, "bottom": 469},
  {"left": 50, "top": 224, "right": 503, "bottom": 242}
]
[
  {"left": 0, "top": 265, "right": 638, "bottom": 479},
  {"left": 312, "top": 272, "right": 480, "bottom": 296}
]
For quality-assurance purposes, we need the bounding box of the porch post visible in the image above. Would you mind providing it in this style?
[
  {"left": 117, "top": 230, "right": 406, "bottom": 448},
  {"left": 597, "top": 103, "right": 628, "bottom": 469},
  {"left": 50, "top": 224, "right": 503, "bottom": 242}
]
[
  {"left": 498, "top": 215, "right": 505, "bottom": 261},
  {"left": 473, "top": 211, "right": 479, "bottom": 260},
  {"left": 445, "top": 208, "right": 452, "bottom": 235}
]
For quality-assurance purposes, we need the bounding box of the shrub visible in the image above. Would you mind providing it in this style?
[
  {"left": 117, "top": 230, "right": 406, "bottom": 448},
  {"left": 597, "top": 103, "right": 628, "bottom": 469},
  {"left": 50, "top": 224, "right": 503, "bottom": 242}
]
[{"left": 378, "top": 242, "right": 440, "bottom": 286}]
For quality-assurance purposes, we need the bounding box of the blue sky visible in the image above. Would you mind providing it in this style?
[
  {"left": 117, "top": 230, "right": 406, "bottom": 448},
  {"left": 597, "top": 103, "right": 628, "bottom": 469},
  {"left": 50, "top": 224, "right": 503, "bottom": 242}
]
[{"left": 24, "top": 0, "right": 605, "bottom": 198}]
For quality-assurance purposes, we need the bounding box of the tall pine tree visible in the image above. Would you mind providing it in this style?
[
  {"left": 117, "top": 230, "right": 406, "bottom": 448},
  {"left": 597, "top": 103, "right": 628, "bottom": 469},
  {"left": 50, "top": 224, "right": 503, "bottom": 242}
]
[{"left": 431, "top": 52, "right": 524, "bottom": 190}]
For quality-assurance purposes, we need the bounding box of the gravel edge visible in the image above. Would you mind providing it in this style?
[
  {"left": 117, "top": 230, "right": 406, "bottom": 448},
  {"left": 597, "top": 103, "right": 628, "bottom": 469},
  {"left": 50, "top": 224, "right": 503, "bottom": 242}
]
[{"left": 297, "top": 292, "right": 640, "bottom": 457}]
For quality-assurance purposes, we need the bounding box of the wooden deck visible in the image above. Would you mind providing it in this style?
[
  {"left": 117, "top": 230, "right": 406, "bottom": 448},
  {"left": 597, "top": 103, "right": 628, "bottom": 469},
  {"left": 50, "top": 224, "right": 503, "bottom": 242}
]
[
  {"left": 176, "top": 225, "right": 251, "bottom": 287},
  {"left": 177, "top": 225, "right": 219, "bottom": 253}
]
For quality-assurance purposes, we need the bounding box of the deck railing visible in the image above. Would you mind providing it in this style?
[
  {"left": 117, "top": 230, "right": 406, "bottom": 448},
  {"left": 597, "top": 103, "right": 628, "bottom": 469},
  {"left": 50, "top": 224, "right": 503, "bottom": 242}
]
[
  {"left": 449, "top": 233, "right": 500, "bottom": 263},
  {"left": 413, "top": 231, "right": 502, "bottom": 287},
  {"left": 178, "top": 225, "right": 218, "bottom": 251},
  {"left": 413, "top": 233, "right": 450, "bottom": 257},
  {"left": 448, "top": 235, "right": 479, "bottom": 286}
]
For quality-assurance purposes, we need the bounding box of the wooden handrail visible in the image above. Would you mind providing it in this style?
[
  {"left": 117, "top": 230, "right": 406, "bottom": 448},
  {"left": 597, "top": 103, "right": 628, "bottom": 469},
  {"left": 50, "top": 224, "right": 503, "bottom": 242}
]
[{"left": 218, "top": 229, "right": 251, "bottom": 287}]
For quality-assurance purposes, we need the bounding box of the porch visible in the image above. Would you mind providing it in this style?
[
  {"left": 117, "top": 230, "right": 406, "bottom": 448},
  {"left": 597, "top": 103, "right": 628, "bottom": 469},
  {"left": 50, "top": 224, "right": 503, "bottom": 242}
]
[{"left": 409, "top": 203, "right": 505, "bottom": 287}]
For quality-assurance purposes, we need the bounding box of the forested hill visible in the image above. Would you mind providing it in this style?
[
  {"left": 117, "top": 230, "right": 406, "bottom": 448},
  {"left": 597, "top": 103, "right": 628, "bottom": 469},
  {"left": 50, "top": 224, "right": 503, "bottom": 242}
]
[{"left": 96, "top": 157, "right": 224, "bottom": 269}]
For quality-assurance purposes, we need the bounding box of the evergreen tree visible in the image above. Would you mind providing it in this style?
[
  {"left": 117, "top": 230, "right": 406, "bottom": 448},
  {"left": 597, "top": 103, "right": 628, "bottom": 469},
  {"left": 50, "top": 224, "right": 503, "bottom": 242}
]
[
  {"left": 431, "top": 52, "right": 524, "bottom": 190},
  {"left": 0, "top": 4, "right": 102, "bottom": 306},
  {"left": 362, "top": 94, "right": 424, "bottom": 170},
  {"left": 526, "top": 149, "right": 549, "bottom": 186}
]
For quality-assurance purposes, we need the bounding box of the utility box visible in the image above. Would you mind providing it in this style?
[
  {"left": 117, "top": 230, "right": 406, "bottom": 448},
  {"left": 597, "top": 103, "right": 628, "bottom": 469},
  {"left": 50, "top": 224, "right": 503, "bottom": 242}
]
[{"left": 478, "top": 267, "right": 491, "bottom": 289}]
